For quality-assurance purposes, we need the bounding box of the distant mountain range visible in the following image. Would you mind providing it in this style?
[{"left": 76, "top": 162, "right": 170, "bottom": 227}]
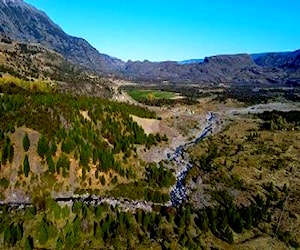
[{"left": 0, "top": 0, "right": 299, "bottom": 86}]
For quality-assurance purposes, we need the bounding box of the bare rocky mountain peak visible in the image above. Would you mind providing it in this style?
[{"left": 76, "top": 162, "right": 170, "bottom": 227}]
[
  {"left": 0, "top": 0, "right": 125, "bottom": 74},
  {"left": 1, "top": 0, "right": 23, "bottom": 5}
]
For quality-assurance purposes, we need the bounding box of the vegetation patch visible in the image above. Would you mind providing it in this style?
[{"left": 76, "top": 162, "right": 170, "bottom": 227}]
[
  {"left": 187, "top": 115, "right": 300, "bottom": 249},
  {"left": 126, "top": 87, "right": 199, "bottom": 106},
  {"left": 0, "top": 75, "right": 55, "bottom": 92},
  {"left": 127, "top": 89, "right": 177, "bottom": 101},
  {"left": 109, "top": 162, "right": 175, "bottom": 203},
  {"left": 213, "top": 87, "right": 300, "bottom": 105},
  {"left": 0, "top": 83, "right": 164, "bottom": 198}
]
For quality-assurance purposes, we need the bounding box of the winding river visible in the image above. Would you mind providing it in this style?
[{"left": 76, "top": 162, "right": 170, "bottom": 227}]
[
  {"left": 53, "top": 112, "right": 218, "bottom": 210},
  {"left": 169, "top": 112, "right": 217, "bottom": 206},
  {"left": 1, "top": 112, "right": 218, "bottom": 212}
]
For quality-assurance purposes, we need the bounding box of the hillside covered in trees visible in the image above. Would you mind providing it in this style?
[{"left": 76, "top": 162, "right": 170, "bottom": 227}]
[{"left": 0, "top": 82, "right": 174, "bottom": 205}]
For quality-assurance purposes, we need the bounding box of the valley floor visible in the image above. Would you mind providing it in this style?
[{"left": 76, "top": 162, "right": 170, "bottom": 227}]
[{"left": 0, "top": 84, "right": 299, "bottom": 249}]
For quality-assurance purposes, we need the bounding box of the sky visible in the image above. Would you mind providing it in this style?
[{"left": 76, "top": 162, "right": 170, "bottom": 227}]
[{"left": 25, "top": 0, "right": 300, "bottom": 62}]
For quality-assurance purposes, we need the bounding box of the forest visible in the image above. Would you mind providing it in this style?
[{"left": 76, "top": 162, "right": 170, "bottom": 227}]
[
  {"left": 0, "top": 82, "right": 172, "bottom": 203},
  {"left": 0, "top": 81, "right": 299, "bottom": 249}
]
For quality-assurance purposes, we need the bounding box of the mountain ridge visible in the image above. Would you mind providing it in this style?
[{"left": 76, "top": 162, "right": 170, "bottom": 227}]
[
  {"left": 0, "top": 0, "right": 299, "bottom": 86},
  {"left": 0, "top": 0, "right": 125, "bottom": 74}
]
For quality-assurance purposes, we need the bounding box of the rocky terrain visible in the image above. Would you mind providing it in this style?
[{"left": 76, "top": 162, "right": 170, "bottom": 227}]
[
  {"left": 0, "top": 0, "right": 124, "bottom": 74},
  {"left": 0, "top": 38, "right": 113, "bottom": 97}
]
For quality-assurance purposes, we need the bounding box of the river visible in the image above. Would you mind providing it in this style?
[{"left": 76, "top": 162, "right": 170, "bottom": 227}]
[
  {"left": 169, "top": 112, "right": 217, "bottom": 206},
  {"left": 0, "top": 112, "right": 218, "bottom": 212}
]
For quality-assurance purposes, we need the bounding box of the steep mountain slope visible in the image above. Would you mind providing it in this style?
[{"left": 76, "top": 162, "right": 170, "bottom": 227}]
[
  {"left": 0, "top": 0, "right": 124, "bottom": 74},
  {"left": 0, "top": 37, "right": 81, "bottom": 81},
  {"left": 0, "top": 38, "right": 113, "bottom": 97}
]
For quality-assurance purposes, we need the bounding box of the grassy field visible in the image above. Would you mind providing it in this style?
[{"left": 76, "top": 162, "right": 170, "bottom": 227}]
[{"left": 127, "top": 89, "right": 177, "bottom": 101}]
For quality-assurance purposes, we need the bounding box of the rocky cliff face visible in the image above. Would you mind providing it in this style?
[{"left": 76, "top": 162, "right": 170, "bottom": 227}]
[{"left": 0, "top": 0, "right": 125, "bottom": 74}]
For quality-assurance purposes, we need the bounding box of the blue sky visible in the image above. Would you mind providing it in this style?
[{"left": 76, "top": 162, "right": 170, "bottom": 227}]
[{"left": 26, "top": 0, "right": 300, "bottom": 62}]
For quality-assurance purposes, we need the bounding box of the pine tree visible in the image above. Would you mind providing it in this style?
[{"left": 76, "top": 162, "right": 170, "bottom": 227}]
[
  {"left": 73, "top": 216, "right": 81, "bottom": 238},
  {"left": 14, "top": 223, "right": 23, "bottom": 244},
  {"left": 244, "top": 206, "right": 253, "bottom": 229},
  {"left": 95, "top": 170, "right": 99, "bottom": 179},
  {"left": 1, "top": 143, "right": 8, "bottom": 165},
  {"left": 100, "top": 175, "right": 106, "bottom": 186},
  {"left": 49, "top": 141, "right": 57, "bottom": 156},
  {"left": 3, "top": 223, "right": 11, "bottom": 245},
  {"left": 61, "top": 137, "right": 76, "bottom": 154},
  {"left": 24, "top": 236, "right": 34, "bottom": 250},
  {"left": 56, "top": 235, "right": 64, "bottom": 250},
  {"left": 56, "top": 154, "right": 70, "bottom": 177},
  {"left": 46, "top": 155, "right": 55, "bottom": 173},
  {"left": 38, "top": 219, "right": 49, "bottom": 245},
  {"left": 197, "top": 210, "right": 209, "bottom": 232},
  {"left": 8, "top": 144, "right": 14, "bottom": 164},
  {"left": 23, "top": 133, "right": 30, "bottom": 152},
  {"left": 233, "top": 213, "right": 244, "bottom": 233},
  {"left": 23, "top": 155, "right": 30, "bottom": 177},
  {"left": 37, "top": 135, "right": 48, "bottom": 159},
  {"left": 224, "top": 227, "right": 234, "bottom": 243}
]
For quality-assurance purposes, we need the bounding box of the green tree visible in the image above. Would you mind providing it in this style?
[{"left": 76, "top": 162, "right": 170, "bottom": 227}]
[
  {"left": 46, "top": 155, "right": 55, "bottom": 173},
  {"left": 244, "top": 206, "right": 253, "bottom": 229},
  {"left": 38, "top": 219, "right": 49, "bottom": 245},
  {"left": 61, "top": 137, "right": 76, "bottom": 154},
  {"left": 8, "top": 143, "right": 14, "bottom": 163},
  {"left": 23, "top": 133, "right": 30, "bottom": 152},
  {"left": 3, "top": 223, "right": 11, "bottom": 245},
  {"left": 73, "top": 216, "right": 81, "bottom": 239},
  {"left": 0, "top": 178, "right": 9, "bottom": 188},
  {"left": 56, "top": 235, "right": 64, "bottom": 250},
  {"left": 24, "top": 236, "right": 34, "bottom": 250},
  {"left": 100, "top": 175, "right": 106, "bottom": 186},
  {"left": 1, "top": 137, "right": 14, "bottom": 164},
  {"left": 4, "top": 223, "right": 23, "bottom": 246},
  {"left": 56, "top": 154, "right": 70, "bottom": 177},
  {"left": 232, "top": 212, "right": 244, "bottom": 233},
  {"left": 197, "top": 210, "right": 209, "bottom": 232},
  {"left": 37, "top": 135, "right": 48, "bottom": 159},
  {"left": 72, "top": 201, "right": 82, "bottom": 214},
  {"left": 14, "top": 223, "right": 23, "bottom": 245},
  {"left": 23, "top": 155, "right": 30, "bottom": 177},
  {"left": 49, "top": 141, "right": 57, "bottom": 156}
]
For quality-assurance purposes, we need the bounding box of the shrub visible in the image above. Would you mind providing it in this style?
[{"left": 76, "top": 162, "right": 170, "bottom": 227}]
[{"left": 0, "top": 178, "right": 9, "bottom": 188}]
